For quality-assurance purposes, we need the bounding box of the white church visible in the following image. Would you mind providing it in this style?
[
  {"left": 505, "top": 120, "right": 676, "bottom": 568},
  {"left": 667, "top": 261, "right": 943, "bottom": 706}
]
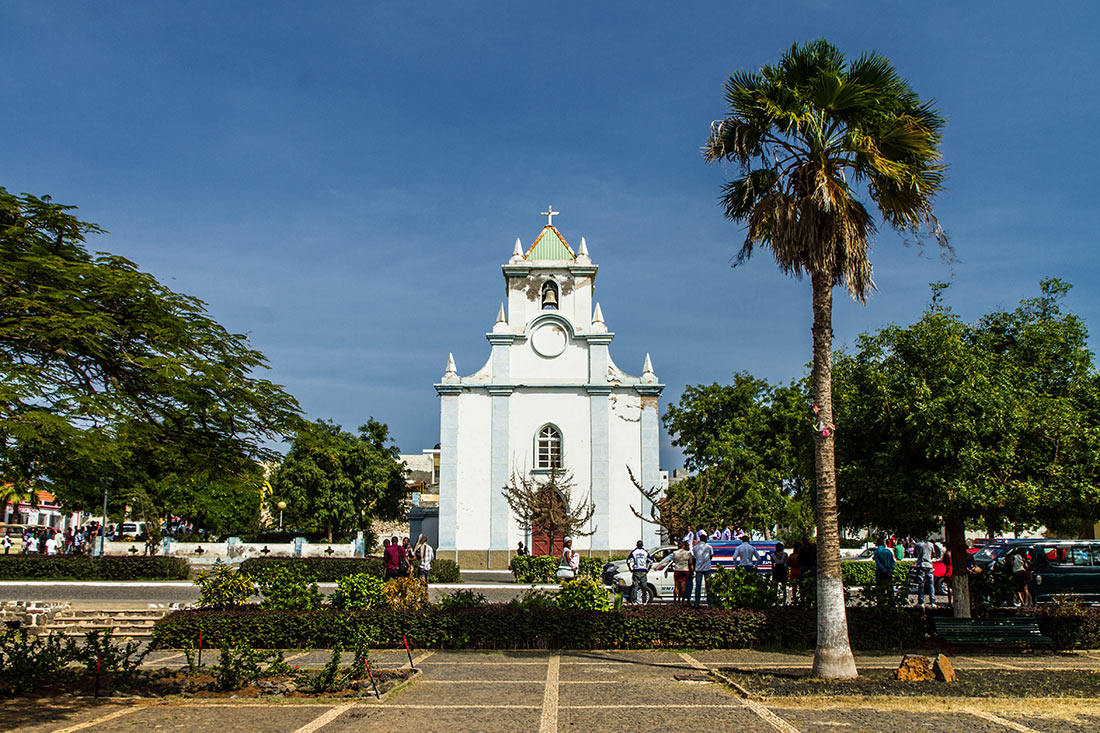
[{"left": 433, "top": 209, "right": 664, "bottom": 569}]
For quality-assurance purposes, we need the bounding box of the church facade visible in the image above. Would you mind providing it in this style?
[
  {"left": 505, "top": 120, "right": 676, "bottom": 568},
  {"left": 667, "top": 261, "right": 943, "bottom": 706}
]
[{"left": 434, "top": 211, "right": 664, "bottom": 569}]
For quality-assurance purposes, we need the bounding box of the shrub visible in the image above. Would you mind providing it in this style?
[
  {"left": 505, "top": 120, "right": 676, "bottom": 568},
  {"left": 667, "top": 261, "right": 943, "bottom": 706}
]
[
  {"left": 510, "top": 587, "right": 556, "bottom": 611},
  {"left": 330, "top": 573, "right": 386, "bottom": 610},
  {"left": 195, "top": 564, "right": 256, "bottom": 609},
  {"left": 510, "top": 555, "right": 557, "bottom": 583},
  {"left": 555, "top": 577, "right": 610, "bottom": 611},
  {"left": 510, "top": 554, "right": 602, "bottom": 584},
  {"left": 0, "top": 629, "right": 73, "bottom": 695},
  {"left": 1035, "top": 603, "right": 1100, "bottom": 649},
  {"left": 253, "top": 564, "right": 323, "bottom": 611},
  {"left": 437, "top": 589, "right": 486, "bottom": 610},
  {"left": 840, "top": 560, "right": 913, "bottom": 587},
  {"left": 210, "top": 638, "right": 266, "bottom": 691},
  {"left": 237, "top": 556, "right": 460, "bottom": 584},
  {"left": 429, "top": 558, "right": 461, "bottom": 583},
  {"left": 0, "top": 555, "right": 189, "bottom": 581},
  {"left": 239, "top": 556, "right": 384, "bottom": 582},
  {"left": 69, "top": 629, "right": 149, "bottom": 690},
  {"left": 384, "top": 577, "right": 430, "bottom": 611},
  {"left": 709, "top": 567, "right": 779, "bottom": 610}
]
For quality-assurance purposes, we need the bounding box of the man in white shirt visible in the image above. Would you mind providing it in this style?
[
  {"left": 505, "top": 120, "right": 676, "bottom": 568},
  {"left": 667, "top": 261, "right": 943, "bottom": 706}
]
[
  {"left": 682, "top": 526, "right": 695, "bottom": 549},
  {"left": 733, "top": 535, "right": 759, "bottom": 569},
  {"left": 627, "top": 541, "right": 652, "bottom": 604},
  {"left": 691, "top": 535, "right": 714, "bottom": 607},
  {"left": 721, "top": 526, "right": 733, "bottom": 541},
  {"left": 45, "top": 535, "right": 58, "bottom": 555},
  {"left": 709, "top": 526, "right": 722, "bottom": 541}
]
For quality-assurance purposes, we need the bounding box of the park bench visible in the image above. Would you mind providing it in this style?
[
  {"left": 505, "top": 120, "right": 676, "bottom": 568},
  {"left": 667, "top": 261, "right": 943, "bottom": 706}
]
[{"left": 934, "top": 616, "right": 1052, "bottom": 648}]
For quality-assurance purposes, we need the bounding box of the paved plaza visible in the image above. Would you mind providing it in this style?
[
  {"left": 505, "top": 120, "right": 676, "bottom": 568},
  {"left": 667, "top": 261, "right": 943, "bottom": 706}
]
[{"left": 3, "top": 648, "right": 1099, "bottom": 732}]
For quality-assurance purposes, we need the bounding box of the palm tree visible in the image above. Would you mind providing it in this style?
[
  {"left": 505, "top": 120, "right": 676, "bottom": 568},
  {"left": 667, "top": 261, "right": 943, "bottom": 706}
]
[{"left": 704, "top": 40, "right": 948, "bottom": 679}]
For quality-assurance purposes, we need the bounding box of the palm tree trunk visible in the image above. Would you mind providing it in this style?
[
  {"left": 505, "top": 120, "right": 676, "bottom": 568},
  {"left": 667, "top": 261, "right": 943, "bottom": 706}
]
[{"left": 809, "top": 270, "right": 858, "bottom": 679}]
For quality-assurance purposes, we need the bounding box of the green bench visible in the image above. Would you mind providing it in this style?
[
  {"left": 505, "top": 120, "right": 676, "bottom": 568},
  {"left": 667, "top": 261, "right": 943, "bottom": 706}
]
[{"left": 934, "top": 616, "right": 1052, "bottom": 648}]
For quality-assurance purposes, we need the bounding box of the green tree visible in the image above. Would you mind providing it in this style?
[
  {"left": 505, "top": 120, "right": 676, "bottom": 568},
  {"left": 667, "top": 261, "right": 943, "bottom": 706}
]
[
  {"left": 835, "top": 281, "right": 1100, "bottom": 616},
  {"left": 0, "top": 188, "right": 301, "bottom": 510},
  {"left": 704, "top": 40, "right": 948, "bottom": 677},
  {"left": 661, "top": 373, "right": 812, "bottom": 537},
  {"left": 270, "top": 419, "right": 406, "bottom": 541}
]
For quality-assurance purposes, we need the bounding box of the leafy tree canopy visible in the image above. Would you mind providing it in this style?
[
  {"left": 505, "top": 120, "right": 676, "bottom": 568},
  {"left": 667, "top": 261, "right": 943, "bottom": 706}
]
[
  {"left": 0, "top": 188, "right": 301, "bottom": 511},
  {"left": 662, "top": 373, "right": 813, "bottom": 536},
  {"left": 835, "top": 280, "right": 1100, "bottom": 538},
  {"left": 270, "top": 419, "right": 406, "bottom": 541}
]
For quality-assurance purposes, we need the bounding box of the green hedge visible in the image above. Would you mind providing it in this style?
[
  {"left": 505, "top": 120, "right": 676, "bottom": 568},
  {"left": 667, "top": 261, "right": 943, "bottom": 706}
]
[
  {"left": 236, "top": 556, "right": 460, "bottom": 584},
  {"left": 0, "top": 556, "right": 190, "bottom": 581},
  {"left": 509, "top": 555, "right": 602, "bottom": 583},
  {"left": 152, "top": 604, "right": 936, "bottom": 650},
  {"left": 840, "top": 560, "right": 914, "bottom": 586}
]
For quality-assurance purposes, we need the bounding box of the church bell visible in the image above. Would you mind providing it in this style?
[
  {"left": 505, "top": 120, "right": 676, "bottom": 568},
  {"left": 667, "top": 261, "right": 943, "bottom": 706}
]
[{"left": 542, "top": 286, "right": 558, "bottom": 309}]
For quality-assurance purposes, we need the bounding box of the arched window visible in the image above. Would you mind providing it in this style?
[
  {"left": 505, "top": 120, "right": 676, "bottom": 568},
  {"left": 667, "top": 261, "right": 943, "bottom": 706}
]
[
  {"left": 536, "top": 425, "right": 562, "bottom": 469},
  {"left": 541, "top": 281, "right": 559, "bottom": 310}
]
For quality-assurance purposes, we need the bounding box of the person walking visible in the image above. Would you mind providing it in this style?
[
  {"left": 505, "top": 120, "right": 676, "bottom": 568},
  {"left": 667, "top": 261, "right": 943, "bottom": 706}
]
[
  {"left": 894, "top": 540, "right": 906, "bottom": 562},
  {"left": 1, "top": 535, "right": 10, "bottom": 555},
  {"left": 627, "top": 540, "right": 652, "bottom": 604},
  {"left": 557, "top": 539, "right": 576, "bottom": 580},
  {"left": 915, "top": 537, "right": 936, "bottom": 606},
  {"left": 414, "top": 534, "right": 434, "bottom": 582},
  {"left": 1012, "top": 550, "right": 1032, "bottom": 607},
  {"left": 873, "top": 536, "right": 896, "bottom": 604},
  {"left": 671, "top": 541, "right": 693, "bottom": 605},
  {"left": 682, "top": 525, "right": 695, "bottom": 549},
  {"left": 691, "top": 534, "right": 714, "bottom": 607}
]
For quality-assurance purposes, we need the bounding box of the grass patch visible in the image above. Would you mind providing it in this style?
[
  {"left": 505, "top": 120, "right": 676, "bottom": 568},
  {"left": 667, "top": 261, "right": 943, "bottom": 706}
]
[{"left": 718, "top": 667, "right": 1100, "bottom": 699}]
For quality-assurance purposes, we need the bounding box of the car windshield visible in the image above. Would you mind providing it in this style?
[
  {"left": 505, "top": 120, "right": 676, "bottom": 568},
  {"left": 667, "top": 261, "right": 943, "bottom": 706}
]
[{"left": 974, "top": 547, "right": 999, "bottom": 562}]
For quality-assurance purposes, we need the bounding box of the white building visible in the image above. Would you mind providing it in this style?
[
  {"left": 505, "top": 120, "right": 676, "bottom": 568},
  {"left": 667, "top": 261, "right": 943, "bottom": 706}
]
[{"left": 434, "top": 210, "right": 664, "bottom": 568}]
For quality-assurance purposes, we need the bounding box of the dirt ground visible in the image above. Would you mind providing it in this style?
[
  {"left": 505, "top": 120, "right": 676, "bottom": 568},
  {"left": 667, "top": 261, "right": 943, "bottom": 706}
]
[{"left": 3, "top": 648, "right": 1099, "bottom": 732}]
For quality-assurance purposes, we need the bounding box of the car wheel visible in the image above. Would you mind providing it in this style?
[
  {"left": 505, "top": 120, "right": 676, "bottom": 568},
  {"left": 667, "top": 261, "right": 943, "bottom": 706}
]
[{"left": 645, "top": 584, "right": 658, "bottom": 605}]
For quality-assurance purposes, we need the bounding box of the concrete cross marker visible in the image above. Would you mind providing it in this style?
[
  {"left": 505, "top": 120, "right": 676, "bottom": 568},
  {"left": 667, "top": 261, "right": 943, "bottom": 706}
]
[{"left": 540, "top": 205, "right": 559, "bottom": 226}]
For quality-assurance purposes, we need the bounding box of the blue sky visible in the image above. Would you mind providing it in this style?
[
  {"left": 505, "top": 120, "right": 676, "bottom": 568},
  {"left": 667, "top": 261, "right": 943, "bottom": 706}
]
[{"left": 3, "top": 2, "right": 1098, "bottom": 469}]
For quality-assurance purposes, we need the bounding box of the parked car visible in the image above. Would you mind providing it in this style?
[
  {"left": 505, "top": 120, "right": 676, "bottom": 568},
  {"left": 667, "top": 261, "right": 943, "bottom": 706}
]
[
  {"left": 116, "top": 521, "right": 147, "bottom": 540},
  {"left": 0, "top": 524, "right": 25, "bottom": 553},
  {"left": 608, "top": 540, "right": 779, "bottom": 602},
  {"left": 601, "top": 545, "right": 677, "bottom": 587},
  {"left": 995, "top": 541, "right": 1100, "bottom": 604}
]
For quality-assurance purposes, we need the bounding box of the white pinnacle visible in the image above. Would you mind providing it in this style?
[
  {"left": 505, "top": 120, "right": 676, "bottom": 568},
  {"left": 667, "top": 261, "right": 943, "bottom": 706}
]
[
  {"left": 643, "top": 353, "right": 654, "bottom": 374},
  {"left": 510, "top": 237, "right": 524, "bottom": 263},
  {"left": 444, "top": 352, "right": 457, "bottom": 377},
  {"left": 593, "top": 302, "right": 604, "bottom": 323},
  {"left": 496, "top": 303, "right": 507, "bottom": 323},
  {"left": 576, "top": 236, "right": 591, "bottom": 263}
]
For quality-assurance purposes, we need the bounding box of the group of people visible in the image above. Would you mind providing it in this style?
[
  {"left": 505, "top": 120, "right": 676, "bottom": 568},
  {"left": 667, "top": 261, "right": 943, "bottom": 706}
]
[
  {"left": 381, "top": 534, "right": 434, "bottom": 581},
  {"left": 2, "top": 522, "right": 106, "bottom": 556}
]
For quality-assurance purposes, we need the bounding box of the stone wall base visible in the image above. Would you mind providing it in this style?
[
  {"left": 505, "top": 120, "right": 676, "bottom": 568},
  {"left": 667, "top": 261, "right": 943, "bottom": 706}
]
[{"left": 438, "top": 548, "right": 622, "bottom": 570}]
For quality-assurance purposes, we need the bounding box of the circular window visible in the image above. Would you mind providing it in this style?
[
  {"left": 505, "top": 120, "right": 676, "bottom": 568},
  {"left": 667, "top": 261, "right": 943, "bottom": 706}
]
[{"left": 531, "top": 323, "right": 567, "bottom": 358}]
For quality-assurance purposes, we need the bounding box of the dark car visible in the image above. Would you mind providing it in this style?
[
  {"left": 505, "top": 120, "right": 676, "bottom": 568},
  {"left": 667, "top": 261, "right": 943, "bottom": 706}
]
[{"left": 996, "top": 541, "right": 1100, "bottom": 604}]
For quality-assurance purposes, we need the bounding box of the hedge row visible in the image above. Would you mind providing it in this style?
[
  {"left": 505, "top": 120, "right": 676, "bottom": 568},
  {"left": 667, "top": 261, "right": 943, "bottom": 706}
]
[
  {"left": 152, "top": 604, "right": 1100, "bottom": 652},
  {"left": 236, "top": 556, "right": 461, "bottom": 584},
  {"left": 840, "top": 560, "right": 915, "bottom": 586},
  {"left": 152, "top": 604, "right": 938, "bottom": 650},
  {"left": 0, "top": 555, "right": 190, "bottom": 580}
]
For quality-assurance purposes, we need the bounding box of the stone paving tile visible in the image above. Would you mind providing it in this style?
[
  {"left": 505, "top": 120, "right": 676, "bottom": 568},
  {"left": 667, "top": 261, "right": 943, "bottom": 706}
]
[
  {"left": 324, "top": 706, "right": 542, "bottom": 732},
  {"left": 113, "top": 704, "right": 325, "bottom": 732},
  {"left": 1004, "top": 713, "right": 1100, "bottom": 733},
  {"left": 771, "top": 707, "right": 1013, "bottom": 733},
  {"left": 559, "top": 650, "right": 690, "bottom": 666},
  {"left": 386, "top": 680, "right": 546, "bottom": 706},
  {"left": 0, "top": 702, "right": 135, "bottom": 733},
  {"left": 417, "top": 661, "right": 547, "bottom": 681},
  {"left": 557, "top": 706, "right": 765, "bottom": 731},
  {"left": 558, "top": 678, "right": 733, "bottom": 707}
]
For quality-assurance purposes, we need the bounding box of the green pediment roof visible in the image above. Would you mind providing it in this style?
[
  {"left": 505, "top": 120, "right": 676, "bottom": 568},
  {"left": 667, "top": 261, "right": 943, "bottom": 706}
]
[{"left": 525, "top": 226, "right": 575, "bottom": 261}]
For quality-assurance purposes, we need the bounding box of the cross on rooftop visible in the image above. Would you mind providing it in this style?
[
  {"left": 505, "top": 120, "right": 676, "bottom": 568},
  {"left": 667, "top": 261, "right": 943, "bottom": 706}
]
[{"left": 540, "top": 205, "right": 559, "bottom": 226}]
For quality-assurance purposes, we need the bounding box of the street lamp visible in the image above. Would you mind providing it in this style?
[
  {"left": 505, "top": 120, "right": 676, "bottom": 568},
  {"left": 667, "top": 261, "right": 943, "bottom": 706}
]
[{"left": 277, "top": 501, "right": 286, "bottom": 531}]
